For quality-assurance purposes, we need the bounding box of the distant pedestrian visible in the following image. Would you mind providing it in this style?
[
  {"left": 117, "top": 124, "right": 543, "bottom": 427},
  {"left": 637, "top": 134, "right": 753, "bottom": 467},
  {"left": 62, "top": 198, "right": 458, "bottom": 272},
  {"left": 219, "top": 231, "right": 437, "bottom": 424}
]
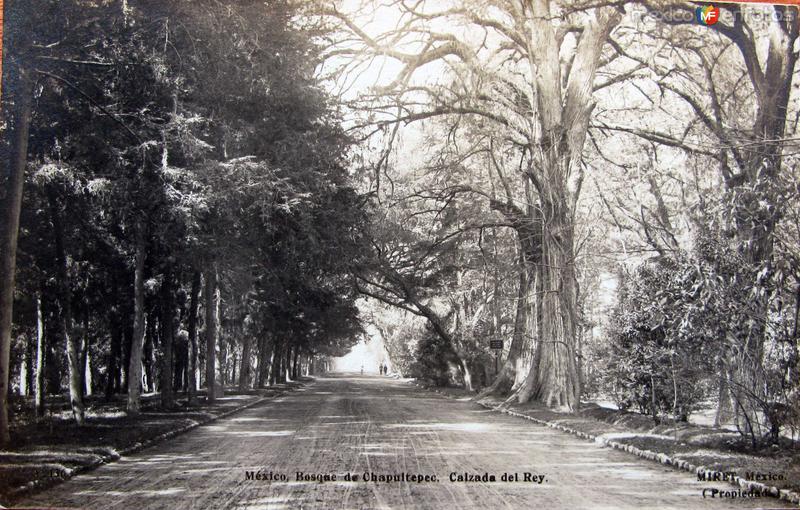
[
  {"left": 360, "top": 364, "right": 364, "bottom": 375},
  {"left": 382, "top": 363, "right": 388, "bottom": 375}
]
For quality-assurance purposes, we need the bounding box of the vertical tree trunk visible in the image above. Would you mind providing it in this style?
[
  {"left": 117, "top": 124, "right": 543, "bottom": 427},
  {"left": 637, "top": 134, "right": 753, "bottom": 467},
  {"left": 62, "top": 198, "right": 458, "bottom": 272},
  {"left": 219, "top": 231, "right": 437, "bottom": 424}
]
[
  {"left": 174, "top": 330, "right": 187, "bottom": 391},
  {"left": 216, "top": 323, "right": 227, "bottom": 388},
  {"left": 231, "top": 351, "right": 237, "bottom": 388},
  {"left": 255, "top": 337, "right": 265, "bottom": 388},
  {"left": 283, "top": 344, "right": 290, "bottom": 383},
  {"left": 460, "top": 358, "right": 473, "bottom": 392},
  {"left": 127, "top": 221, "right": 147, "bottom": 414},
  {"left": 159, "top": 266, "right": 175, "bottom": 408},
  {"left": 703, "top": 17, "right": 797, "bottom": 439},
  {"left": 122, "top": 313, "right": 133, "bottom": 395},
  {"left": 239, "top": 333, "right": 252, "bottom": 391},
  {"left": 258, "top": 336, "right": 274, "bottom": 388},
  {"left": 510, "top": 2, "right": 619, "bottom": 412},
  {"left": 518, "top": 207, "right": 580, "bottom": 410},
  {"left": 511, "top": 190, "right": 580, "bottom": 411},
  {"left": 291, "top": 346, "right": 299, "bottom": 381},
  {"left": 34, "top": 292, "right": 45, "bottom": 417},
  {"left": 204, "top": 265, "right": 218, "bottom": 402},
  {"left": 49, "top": 191, "right": 85, "bottom": 425},
  {"left": 273, "top": 339, "right": 285, "bottom": 385},
  {"left": 106, "top": 317, "right": 122, "bottom": 400},
  {"left": 105, "top": 272, "right": 121, "bottom": 400},
  {"left": 187, "top": 270, "right": 201, "bottom": 404},
  {"left": 287, "top": 345, "right": 294, "bottom": 381},
  {"left": 81, "top": 310, "right": 91, "bottom": 398},
  {"left": 714, "top": 358, "right": 734, "bottom": 427},
  {"left": 143, "top": 314, "right": 155, "bottom": 393},
  {"left": 269, "top": 339, "right": 280, "bottom": 386},
  {"left": 44, "top": 307, "right": 62, "bottom": 396},
  {"left": 84, "top": 348, "right": 93, "bottom": 397},
  {"left": 174, "top": 315, "right": 187, "bottom": 392},
  {"left": 515, "top": 266, "right": 538, "bottom": 390},
  {"left": 19, "top": 335, "right": 29, "bottom": 396},
  {"left": 283, "top": 344, "right": 291, "bottom": 382},
  {"left": 0, "top": 66, "right": 34, "bottom": 444}
]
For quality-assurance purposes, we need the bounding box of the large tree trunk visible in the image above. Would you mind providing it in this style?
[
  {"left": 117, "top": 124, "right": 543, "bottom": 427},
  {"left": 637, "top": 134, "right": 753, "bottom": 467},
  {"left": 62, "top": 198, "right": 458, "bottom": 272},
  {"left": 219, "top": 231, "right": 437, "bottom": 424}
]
[
  {"left": 508, "top": 3, "right": 619, "bottom": 412},
  {"left": 516, "top": 201, "right": 580, "bottom": 410},
  {"left": 695, "top": 11, "right": 796, "bottom": 439},
  {"left": 187, "top": 270, "right": 201, "bottom": 404},
  {"left": 48, "top": 191, "right": 85, "bottom": 425},
  {"left": 126, "top": 221, "right": 148, "bottom": 414},
  {"left": 725, "top": 143, "right": 785, "bottom": 438},
  {"left": 204, "top": 264, "right": 218, "bottom": 402},
  {"left": 0, "top": 67, "right": 34, "bottom": 443},
  {"left": 159, "top": 266, "right": 175, "bottom": 408},
  {"left": 514, "top": 263, "right": 538, "bottom": 391}
]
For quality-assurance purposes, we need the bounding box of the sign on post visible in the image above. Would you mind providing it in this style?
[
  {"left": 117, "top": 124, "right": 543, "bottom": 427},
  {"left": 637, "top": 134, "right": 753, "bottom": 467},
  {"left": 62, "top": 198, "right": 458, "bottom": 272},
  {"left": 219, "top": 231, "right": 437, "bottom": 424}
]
[{"left": 489, "top": 340, "right": 503, "bottom": 350}]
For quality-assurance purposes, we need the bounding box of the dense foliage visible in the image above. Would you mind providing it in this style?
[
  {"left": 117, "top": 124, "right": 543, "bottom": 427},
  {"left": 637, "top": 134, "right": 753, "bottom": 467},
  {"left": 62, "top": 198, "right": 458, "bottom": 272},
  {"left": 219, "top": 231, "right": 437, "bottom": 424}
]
[
  {"left": 606, "top": 216, "right": 800, "bottom": 441},
  {"left": 1, "top": 0, "right": 367, "bottom": 433}
]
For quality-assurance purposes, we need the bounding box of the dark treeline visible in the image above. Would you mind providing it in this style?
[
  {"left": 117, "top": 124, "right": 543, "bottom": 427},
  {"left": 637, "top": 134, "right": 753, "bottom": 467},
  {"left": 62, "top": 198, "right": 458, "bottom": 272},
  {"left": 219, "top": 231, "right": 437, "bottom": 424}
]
[{"left": 0, "top": 0, "right": 367, "bottom": 443}]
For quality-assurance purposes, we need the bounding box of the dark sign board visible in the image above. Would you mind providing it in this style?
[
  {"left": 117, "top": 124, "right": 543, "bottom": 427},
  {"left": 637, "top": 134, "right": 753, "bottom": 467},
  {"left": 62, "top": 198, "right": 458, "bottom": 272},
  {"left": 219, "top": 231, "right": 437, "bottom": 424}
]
[{"left": 489, "top": 340, "right": 503, "bottom": 350}]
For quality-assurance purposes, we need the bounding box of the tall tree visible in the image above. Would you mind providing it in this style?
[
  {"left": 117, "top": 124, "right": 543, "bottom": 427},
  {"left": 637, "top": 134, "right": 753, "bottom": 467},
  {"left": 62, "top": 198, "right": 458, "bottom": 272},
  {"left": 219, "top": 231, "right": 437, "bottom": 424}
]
[
  {"left": 600, "top": 0, "right": 800, "bottom": 436},
  {"left": 322, "top": 0, "right": 623, "bottom": 409},
  {"left": 0, "top": 0, "right": 39, "bottom": 442}
]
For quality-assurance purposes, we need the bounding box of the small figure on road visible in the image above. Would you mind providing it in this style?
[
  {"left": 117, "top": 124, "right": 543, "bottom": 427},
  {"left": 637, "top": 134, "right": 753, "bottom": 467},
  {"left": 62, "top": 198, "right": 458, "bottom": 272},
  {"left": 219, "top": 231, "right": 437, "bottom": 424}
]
[
  {"left": 378, "top": 363, "right": 383, "bottom": 375},
  {"left": 360, "top": 364, "right": 364, "bottom": 375},
  {"left": 383, "top": 363, "right": 388, "bottom": 375}
]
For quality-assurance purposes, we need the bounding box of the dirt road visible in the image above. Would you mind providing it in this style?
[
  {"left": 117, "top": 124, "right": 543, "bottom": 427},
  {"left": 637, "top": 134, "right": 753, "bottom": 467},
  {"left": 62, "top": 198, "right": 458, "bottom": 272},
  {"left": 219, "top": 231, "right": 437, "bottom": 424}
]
[{"left": 16, "top": 374, "right": 794, "bottom": 509}]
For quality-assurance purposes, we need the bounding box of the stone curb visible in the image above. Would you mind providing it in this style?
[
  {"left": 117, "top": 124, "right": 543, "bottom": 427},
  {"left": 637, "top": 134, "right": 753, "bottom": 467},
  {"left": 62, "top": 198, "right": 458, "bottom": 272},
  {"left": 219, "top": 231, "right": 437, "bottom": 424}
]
[
  {"left": 6, "top": 382, "right": 307, "bottom": 502},
  {"left": 410, "top": 381, "right": 799, "bottom": 508},
  {"left": 477, "top": 401, "right": 800, "bottom": 507}
]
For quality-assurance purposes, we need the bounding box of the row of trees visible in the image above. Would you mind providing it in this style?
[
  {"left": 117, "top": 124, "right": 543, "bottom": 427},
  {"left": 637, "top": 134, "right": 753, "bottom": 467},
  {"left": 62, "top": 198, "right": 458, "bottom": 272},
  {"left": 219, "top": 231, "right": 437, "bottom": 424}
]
[
  {"left": 318, "top": 0, "right": 800, "bottom": 444},
  {"left": 0, "top": 0, "right": 367, "bottom": 444},
  {"left": 1, "top": 0, "right": 798, "bottom": 449}
]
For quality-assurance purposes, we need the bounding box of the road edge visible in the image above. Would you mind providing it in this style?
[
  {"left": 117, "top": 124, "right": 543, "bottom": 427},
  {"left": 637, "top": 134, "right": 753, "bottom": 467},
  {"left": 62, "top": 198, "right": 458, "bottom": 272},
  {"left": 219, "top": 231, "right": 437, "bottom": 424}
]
[
  {"left": 478, "top": 400, "right": 800, "bottom": 507},
  {"left": 411, "top": 381, "right": 800, "bottom": 508},
  {"left": 5, "top": 379, "right": 312, "bottom": 504}
]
